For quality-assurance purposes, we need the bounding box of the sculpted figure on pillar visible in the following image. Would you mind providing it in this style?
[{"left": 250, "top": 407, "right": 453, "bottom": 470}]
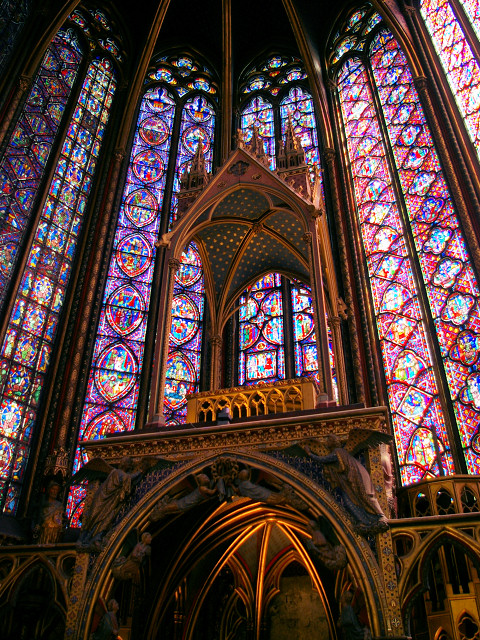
[{"left": 302, "top": 431, "right": 390, "bottom": 535}]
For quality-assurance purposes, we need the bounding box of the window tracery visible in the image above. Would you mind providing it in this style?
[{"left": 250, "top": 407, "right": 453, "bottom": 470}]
[
  {"left": 0, "top": 8, "right": 120, "bottom": 514},
  {"left": 332, "top": 4, "right": 480, "bottom": 483},
  {"left": 69, "top": 54, "right": 215, "bottom": 523}
]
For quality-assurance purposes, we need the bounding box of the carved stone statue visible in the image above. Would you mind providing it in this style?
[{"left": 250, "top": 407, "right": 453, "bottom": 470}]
[
  {"left": 337, "top": 591, "right": 371, "bottom": 640},
  {"left": 33, "top": 481, "right": 64, "bottom": 544},
  {"left": 78, "top": 457, "right": 141, "bottom": 551},
  {"left": 235, "top": 468, "right": 307, "bottom": 510},
  {"left": 91, "top": 599, "right": 119, "bottom": 640},
  {"left": 303, "top": 431, "right": 390, "bottom": 535},
  {"left": 112, "top": 531, "right": 152, "bottom": 584},
  {"left": 150, "top": 473, "right": 217, "bottom": 521},
  {"left": 305, "top": 519, "right": 348, "bottom": 571}
]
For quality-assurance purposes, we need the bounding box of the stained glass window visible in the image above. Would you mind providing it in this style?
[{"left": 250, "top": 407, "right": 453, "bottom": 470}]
[
  {"left": 0, "top": 0, "right": 31, "bottom": 75},
  {"left": 70, "top": 56, "right": 216, "bottom": 524},
  {"left": 333, "top": 6, "right": 480, "bottom": 483},
  {"left": 420, "top": 0, "right": 480, "bottom": 161},
  {"left": 170, "top": 95, "right": 215, "bottom": 227},
  {"left": 291, "top": 280, "right": 319, "bottom": 380},
  {"left": 240, "top": 55, "right": 322, "bottom": 186},
  {"left": 0, "top": 29, "right": 83, "bottom": 308},
  {"left": 241, "top": 96, "right": 276, "bottom": 170},
  {"left": 0, "top": 56, "right": 116, "bottom": 514},
  {"left": 280, "top": 86, "right": 321, "bottom": 184},
  {"left": 164, "top": 242, "right": 205, "bottom": 424},
  {"left": 239, "top": 274, "right": 285, "bottom": 385}
]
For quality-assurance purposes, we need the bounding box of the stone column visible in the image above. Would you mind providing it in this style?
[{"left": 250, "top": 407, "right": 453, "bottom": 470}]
[
  {"left": 209, "top": 335, "right": 223, "bottom": 391},
  {"left": 327, "top": 315, "right": 347, "bottom": 405},
  {"left": 303, "top": 226, "right": 333, "bottom": 401}
]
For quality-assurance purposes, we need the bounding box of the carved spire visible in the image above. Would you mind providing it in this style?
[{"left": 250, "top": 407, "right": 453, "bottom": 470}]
[
  {"left": 245, "top": 126, "right": 269, "bottom": 166},
  {"left": 177, "top": 141, "right": 211, "bottom": 219}
]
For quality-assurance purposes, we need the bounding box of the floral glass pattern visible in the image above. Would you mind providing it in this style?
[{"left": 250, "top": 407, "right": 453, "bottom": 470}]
[
  {"left": 0, "top": 57, "right": 116, "bottom": 514},
  {"left": 420, "top": 0, "right": 480, "bottom": 161},
  {"left": 239, "top": 274, "right": 285, "bottom": 385},
  {"left": 241, "top": 96, "right": 276, "bottom": 169},
  {"left": 0, "top": 29, "right": 83, "bottom": 308},
  {"left": 164, "top": 242, "right": 205, "bottom": 424},
  {"left": 337, "top": 56, "right": 454, "bottom": 484},
  {"left": 370, "top": 29, "right": 480, "bottom": 474}
]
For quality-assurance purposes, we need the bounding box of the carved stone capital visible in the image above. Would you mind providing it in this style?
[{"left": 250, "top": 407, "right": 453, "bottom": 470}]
[
  {"left": 44, "top": 447, "right": 70, "bottom": 477},
  {"left": 302, "top": 232, "right": 313, "bottom": 245},
  {"left": 114, "top": 147, "right": 126, "bottom": 162},
  {"left": 413, "top": 75, "right": 428, "bottom": 93},
  {"left": 209, "top": 335, "right": 222, "bottom": 348},
  {"left": 323, "top": 148, "right": 336, "bottom": 167},
  {"left": 404, "top": 4, "right": 416, "bottom": 15},
  {"left": 327, "top": 315, "right": 342, "bottom": 329},
  {"left": 19, "top": 74, "right": 31, "bottom": 92},
  {"left": 168, "top": 258, "right": 181, "bottom": 272}
]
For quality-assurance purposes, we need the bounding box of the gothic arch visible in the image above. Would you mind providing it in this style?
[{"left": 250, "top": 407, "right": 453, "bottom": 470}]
[{"left": 71, "top": 449, "right": 390, "bottom": 639}]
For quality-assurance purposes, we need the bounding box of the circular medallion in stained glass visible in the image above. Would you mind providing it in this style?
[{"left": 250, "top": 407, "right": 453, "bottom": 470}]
[
  {"left": 165, "top": 352, "right": 196, "bottom": 409},
  {"left": 0, "top": 400, "right": 22, "bottom": 439},
  {"left": 262, "top": 291, "right": 282, "bottom": 317},
  {"left": 184, "top": 96, "right": 213, "bottom": 123},
  {"left": 84, "top": 410, "right": 125, "bottom": 441},
  {"left": 0, "top": 437, "right": 12, "bottom": 474},
  {"left": 264, "top": 317, "right": 283, "bottom": 345},
  {"left": 116, "top": 233, "right": 152, "bottom": 277},
  {"left": 182, "top": 126, "right": 210, "bottom": 155},
  {"left": 125, "top": 189, "right": 158, "bottom": 227},
  {"left": 170, "top": 297, "right": 199, "bottom": 346},
  {"left": 175, "top": 244, "right": 202, "bottom": 286},
  {"left": 132, "top": 150, "right": 164, "bottom": 183},
  {"left": 94, "top": 343, "right": 138, "bottom": 402},
  {"left": 139, "top": 116, "right": 169, "bottom": 146},
  {"left": 472, "top": 431, "right": 480, "bottom": 456},
  {"left": 106, "top": 284, "right": 145, "bottom": 336},
  {"left": 294, "top": 313, "right": 314, "bottom": 341},
  {"left": 241, "top": 323, "right": 259, "bottom": 349}
]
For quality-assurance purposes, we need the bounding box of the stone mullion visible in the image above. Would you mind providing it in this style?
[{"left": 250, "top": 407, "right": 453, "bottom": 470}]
[
  {"left": 328, "top": 315, "right": 347, "bottom": 405},
  {"left": 323, "top": 147, "right": 367, "bottom": 403},
  {"left": 304, "top": 227, "right": 331, "bottom": 400}
]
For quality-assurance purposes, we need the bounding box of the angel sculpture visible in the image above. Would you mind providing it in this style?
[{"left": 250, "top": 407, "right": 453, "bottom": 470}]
[
  {"left": 305, "top": 519, "right": 348, "bottom": 571},
  {"left": 302, "top": 430, "right": 391, "bottom": 536},
  {"left": 235, "top": 467, "right": 307, "bottom": 511},
  {"left": 111, "top": 531, "right": 152, "bottom": 584},
  {"left": 75, "top": 456, "right": 160, "bottom": 552},
  {"left": 150, "top": 473, "right": 218, "bottom": 521}
]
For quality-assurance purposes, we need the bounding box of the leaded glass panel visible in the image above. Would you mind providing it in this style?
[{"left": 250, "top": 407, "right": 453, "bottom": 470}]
[
  {"left": 0, "top": 58, "right": 116, "bottom": 514},
  {"left": 337, "top": 56, "right": 454, "bottom": 484},
  {"left": 0, "top": 29, "right": 83, "bottom": 307}
]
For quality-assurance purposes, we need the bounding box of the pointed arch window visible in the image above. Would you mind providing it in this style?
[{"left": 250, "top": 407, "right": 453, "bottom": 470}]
[
  {"left": 332, "top": 5, "right": 480, "bottom": 484},
  {"left": 0, "top": 9, "right": 120, "bottom": 514},
  {"left": 69, "top": 54, "right": 216, "bottom": 523},
  {"left": 239, "top": 55, "right": 321, "bottom": 185},
  {"left": 238, "top": 274, "right": 338, "bottom": 395},
  {"left": 164, "top": 242, "right": 206, "bottom": 424},
  {"left": 420, "top": 0, "right": 480, "bottom": 162}
]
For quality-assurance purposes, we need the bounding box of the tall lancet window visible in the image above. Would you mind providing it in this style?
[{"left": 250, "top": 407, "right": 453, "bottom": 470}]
[
  {"left": 237, "top": 55, "right": 333, "bottom": 389},
  {"left": 69, "top": 55, "right": 215, "bottom": 523},
  {"left": 239, "top": 55, "right": 322, "bottom": 187},
  {"left": 332, "top": 5, "right": 480, "bottom": 484},
  {"left": 420, "top": 0, "right": 480, "bottom": 161},
  {"left": 0, "top": 8, "right": 121, "bottom": 514},
  {"left": 237, "top": 274, "right": 338, "bottom": 395}
]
